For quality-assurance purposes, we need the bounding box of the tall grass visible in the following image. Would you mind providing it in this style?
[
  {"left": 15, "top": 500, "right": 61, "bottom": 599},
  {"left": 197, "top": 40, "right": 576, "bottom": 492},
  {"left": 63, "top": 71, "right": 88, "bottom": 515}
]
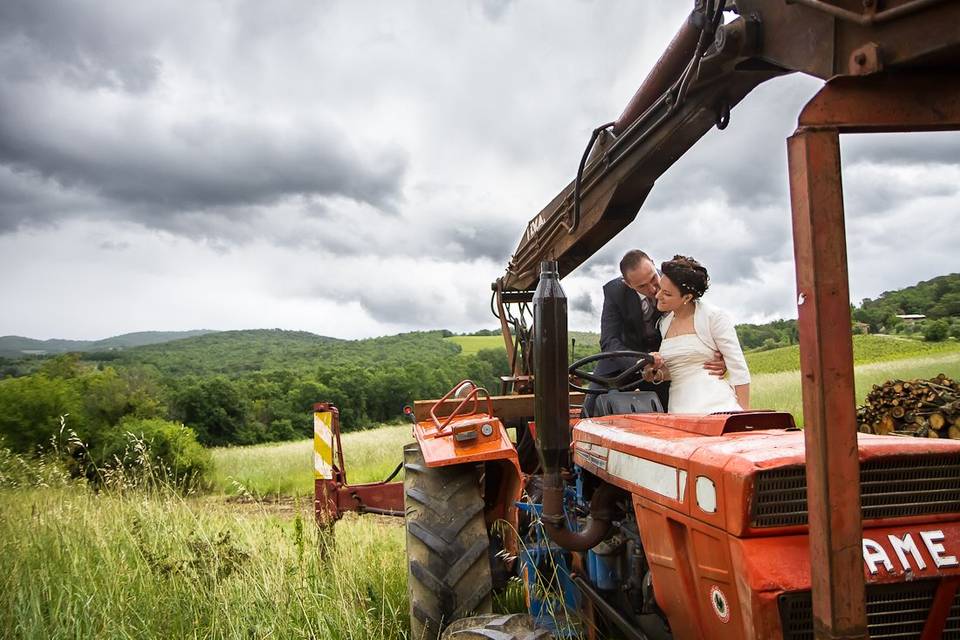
[
  {"left": 211, "top": 424, "right": 413, "bottom": 496},
  {"left": 0, "top": 486, "right": 407, "bottom": 640}
]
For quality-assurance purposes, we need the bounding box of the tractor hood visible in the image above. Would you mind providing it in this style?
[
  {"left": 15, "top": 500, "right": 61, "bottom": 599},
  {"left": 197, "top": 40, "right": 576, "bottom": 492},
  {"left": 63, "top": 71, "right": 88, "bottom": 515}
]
[{"left": 572, "top": 412, "right": 960, "bottom": 537}]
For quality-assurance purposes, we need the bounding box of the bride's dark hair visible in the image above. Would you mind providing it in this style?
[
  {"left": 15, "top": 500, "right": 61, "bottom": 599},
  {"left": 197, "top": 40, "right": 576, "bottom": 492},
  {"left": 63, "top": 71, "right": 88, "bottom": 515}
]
[{"left": 661, "top": 255, "right": 710, "bottom": 299}]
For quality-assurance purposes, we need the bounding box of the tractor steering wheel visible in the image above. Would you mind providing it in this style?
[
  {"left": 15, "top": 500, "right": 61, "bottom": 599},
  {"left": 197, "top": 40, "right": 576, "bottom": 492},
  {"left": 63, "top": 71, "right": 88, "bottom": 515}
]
[{"left": 568, "top": 350, "right": 655, "bottom": 394}]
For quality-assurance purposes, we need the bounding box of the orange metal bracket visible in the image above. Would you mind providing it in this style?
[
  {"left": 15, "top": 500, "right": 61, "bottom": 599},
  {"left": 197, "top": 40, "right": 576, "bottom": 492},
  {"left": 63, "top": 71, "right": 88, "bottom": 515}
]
[
  {"left": 798, "top": 73, "right": 960, "bottom": 133},
  {"left": 429, "top": 380, "right": 495, "bottom": 435}
]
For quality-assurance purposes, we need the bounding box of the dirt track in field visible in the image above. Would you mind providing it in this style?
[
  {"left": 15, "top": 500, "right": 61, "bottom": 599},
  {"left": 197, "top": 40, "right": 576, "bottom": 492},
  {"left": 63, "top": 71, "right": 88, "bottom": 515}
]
[{"left": 224, "top": 494, "right": 403, "bottom": 526}]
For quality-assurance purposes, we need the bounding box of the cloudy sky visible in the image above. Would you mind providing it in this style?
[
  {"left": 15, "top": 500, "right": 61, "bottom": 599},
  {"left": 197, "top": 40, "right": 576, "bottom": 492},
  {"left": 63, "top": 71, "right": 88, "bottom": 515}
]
[{"left": 1, "top": 0, "right": 957, "bottom": 341}]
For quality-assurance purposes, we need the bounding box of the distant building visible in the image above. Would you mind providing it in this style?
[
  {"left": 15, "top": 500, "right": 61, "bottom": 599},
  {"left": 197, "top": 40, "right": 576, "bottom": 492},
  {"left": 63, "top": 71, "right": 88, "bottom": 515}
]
[{"left": 895, "top": 314, "right": 926, "bottom": 323}]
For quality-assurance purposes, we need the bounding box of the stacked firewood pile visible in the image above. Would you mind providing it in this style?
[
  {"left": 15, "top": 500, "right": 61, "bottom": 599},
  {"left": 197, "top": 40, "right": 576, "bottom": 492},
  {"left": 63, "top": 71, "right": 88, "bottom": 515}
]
[{"left": 857, "top": 374, "right": 960, "bottom": 438}]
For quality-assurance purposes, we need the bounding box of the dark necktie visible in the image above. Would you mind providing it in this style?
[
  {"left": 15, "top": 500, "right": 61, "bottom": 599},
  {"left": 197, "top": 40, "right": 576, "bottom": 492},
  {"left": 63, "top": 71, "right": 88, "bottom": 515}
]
[{"left": 640, "top": 296, "right": 653, "bottom": 321}]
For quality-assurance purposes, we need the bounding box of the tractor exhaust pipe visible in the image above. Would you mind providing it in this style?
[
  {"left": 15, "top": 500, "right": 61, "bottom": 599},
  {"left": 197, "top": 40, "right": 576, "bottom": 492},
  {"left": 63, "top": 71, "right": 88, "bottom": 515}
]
[
  {"left": 533, "top": 260, "right": 570, "bottom": 475},
  {"left": 532, "top": 260, "right": 615, "bottom": 551},
  {"left": 542, "top": 480, "right": 617, "bottom": 552}
]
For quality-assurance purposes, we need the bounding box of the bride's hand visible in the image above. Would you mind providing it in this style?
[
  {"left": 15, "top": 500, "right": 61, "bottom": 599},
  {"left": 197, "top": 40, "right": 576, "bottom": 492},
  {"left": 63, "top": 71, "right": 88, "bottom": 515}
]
[
  {"left": 643, "top": 365, "right": 666, "bottom": 384},
  {"left": 649, "top": 352, "right": 664, "bottom": 369}
]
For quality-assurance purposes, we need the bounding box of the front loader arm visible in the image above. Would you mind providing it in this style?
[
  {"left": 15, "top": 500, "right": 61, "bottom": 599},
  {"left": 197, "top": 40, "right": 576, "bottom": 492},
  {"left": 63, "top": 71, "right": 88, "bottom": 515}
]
[
  {"left": 494, "top": 0, "right": 960, "bottom": 294},
  {"left": 495, "top": 7, "right": 783, "bottom": 292}
]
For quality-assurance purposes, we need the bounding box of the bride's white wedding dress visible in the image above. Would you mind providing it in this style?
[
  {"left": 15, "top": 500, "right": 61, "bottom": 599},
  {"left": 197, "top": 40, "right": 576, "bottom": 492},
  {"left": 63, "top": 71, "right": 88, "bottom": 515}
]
[{"left": 659, "top": 333, "right": 742, "bottom": 413}]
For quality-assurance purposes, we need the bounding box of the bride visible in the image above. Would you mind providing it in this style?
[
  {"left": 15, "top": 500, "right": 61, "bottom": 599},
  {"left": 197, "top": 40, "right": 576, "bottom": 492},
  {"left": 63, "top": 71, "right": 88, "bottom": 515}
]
[{"left": 647, "top": 256, "right": 751, "bottom": 413}]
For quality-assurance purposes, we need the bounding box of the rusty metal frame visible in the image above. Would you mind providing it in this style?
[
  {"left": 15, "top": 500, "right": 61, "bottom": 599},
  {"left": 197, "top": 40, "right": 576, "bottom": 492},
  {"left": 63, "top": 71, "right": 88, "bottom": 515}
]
[
  {"left": 493, "top": 285, "right": 519, "bottom": 376},
  {"left": 314, "top": 477, "right": 405, "bottom": 522},
  {"left": 313, "top": 402, "right": 405, "bottom": 524},
  {"left": 413, "top": 391, "right": 586, "bottom": 422},
  {"left": 787, "top": 0, "right": 949, "bottom": 25},
  {"left": 922, "top": 577, "right": 960, "bottom": 640},
  {"left": 789, "top": 71, "right": 960, "bottom": 640}
]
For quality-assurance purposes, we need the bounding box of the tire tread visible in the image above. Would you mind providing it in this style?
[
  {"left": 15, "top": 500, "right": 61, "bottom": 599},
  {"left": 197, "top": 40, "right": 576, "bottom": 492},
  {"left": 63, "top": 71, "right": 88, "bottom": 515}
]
[{"left": 405, "top": 444, "right": 493, "bottom": 639}]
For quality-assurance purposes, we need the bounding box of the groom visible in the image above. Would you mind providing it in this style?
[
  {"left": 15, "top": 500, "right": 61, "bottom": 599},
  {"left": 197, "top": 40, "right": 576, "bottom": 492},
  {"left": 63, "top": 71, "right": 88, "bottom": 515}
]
[{"left": 584, "top": 249, "right": 724, "bottom": 415}]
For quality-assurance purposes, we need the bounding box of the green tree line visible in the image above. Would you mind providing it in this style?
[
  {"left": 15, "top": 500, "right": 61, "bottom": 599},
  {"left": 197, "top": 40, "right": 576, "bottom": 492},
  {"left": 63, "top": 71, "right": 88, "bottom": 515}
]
[
  {"left": 734, "top": 274, "right": 960, "bottom": 351},
  {"left": 852, "top": 273, "right": 960, "bottom": 340},
  {"left": 3, "top": 274, "right": 956, "bottom": 465},
  {"left": 0, "top": 331, "right": 511, "bottom": 459}
]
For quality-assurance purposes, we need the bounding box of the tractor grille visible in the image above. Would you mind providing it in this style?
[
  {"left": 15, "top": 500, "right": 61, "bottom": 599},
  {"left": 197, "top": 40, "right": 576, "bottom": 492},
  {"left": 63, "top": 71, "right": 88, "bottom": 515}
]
[
  {"left": 779, "top": 580, "right": 960, "bottom": 640},
  {"left": 751, "top": 454, "right": 960, "bottom": 528}
]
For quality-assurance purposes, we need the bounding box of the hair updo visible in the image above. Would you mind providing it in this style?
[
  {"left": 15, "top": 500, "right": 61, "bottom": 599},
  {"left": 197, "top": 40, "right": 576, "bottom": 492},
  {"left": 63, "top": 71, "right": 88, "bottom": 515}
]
[{"left": 660, "top": 255, "right": 710, "bottom": 299}]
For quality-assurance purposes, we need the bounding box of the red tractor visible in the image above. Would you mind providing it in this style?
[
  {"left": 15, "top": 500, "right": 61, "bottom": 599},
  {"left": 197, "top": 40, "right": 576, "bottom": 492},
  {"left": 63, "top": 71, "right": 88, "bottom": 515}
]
[{"left": 316, "top": 2, "right": 960, "bottom": 638}]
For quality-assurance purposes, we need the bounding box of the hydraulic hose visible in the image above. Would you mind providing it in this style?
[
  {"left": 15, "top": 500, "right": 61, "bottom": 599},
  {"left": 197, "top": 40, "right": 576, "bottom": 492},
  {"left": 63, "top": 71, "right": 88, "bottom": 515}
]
[{"left": 612, "top": 9, "right": 702, "bottom": 136}]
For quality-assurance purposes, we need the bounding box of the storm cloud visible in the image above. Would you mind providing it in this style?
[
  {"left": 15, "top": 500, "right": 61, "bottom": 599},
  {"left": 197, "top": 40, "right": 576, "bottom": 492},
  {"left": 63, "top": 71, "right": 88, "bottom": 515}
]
[
  {"left": 0, "top": 1, "right": 957, "bottom": 341},
  {"left": 0, "top": 0, "right": 164, "bottom": 93},
  {"left": 0, "top": 0, "right": 407, "bottom": 238}
]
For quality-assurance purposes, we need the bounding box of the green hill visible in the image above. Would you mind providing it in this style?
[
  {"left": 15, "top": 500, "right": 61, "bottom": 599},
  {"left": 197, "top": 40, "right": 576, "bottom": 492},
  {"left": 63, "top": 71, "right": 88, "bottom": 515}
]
[
  {"left": 92, "top": 330, "right": 218, "bottom": 349},
  {"left": 91, "top": 329, "right": 344, "bottom": 376},
  {"left": 1, "top": 329, "right": 510, "bottom": 449},
  {"left": 90, "top": 329, "right": 470, "bottom": 378},
  {"left": 854, "top": 273, "right": 960, "bottom": 331},
  {"left": 0, "top": 330, "right": 216, "bottom": 358}
]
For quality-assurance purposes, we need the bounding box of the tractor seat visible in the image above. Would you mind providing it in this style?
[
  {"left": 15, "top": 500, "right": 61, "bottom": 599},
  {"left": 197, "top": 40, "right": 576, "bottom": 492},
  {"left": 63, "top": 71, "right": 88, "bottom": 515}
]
[{"left": 589, "top": 390, "right": 663, "bottom": 418}]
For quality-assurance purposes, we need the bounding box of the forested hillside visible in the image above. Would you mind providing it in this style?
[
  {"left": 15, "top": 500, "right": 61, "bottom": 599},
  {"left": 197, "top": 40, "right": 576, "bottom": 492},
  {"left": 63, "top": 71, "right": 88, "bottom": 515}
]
[
  {"left": 0, "top": 330, "right": 510, "bottom": 460},
  {"left": 735, "top": 274, "right": 960, "bottom": 350},
  {"left": 853, "top": 273, "right": 960, "bottom": 332},
  {"left": 0, "top": 330, "right": 216, "bottom": 358},
  {"left": 3, "top": 274, "right": 957, "bottom": 460},
  {"left": 89, "top": 329, "right": 347, "bottom": 376}
]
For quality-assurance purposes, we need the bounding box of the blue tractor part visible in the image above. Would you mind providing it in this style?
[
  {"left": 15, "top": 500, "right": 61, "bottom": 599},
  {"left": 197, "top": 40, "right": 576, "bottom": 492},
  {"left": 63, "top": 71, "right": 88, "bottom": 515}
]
[
  {"left": 517, "top": 467, "right": 633, "bottom": 637},
  {"left": 516, "top": 499, "right": 581, "bottom": 637}
]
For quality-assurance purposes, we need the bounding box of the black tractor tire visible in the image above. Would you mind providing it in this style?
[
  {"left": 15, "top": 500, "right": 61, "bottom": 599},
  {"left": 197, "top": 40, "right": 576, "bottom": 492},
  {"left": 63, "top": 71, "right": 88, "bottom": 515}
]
[
  {"left": 441, "top": 614, "right": 554, "bottom": 640},
  {"left": 404, "top": 443, "right": 493, "bottom": 639}
]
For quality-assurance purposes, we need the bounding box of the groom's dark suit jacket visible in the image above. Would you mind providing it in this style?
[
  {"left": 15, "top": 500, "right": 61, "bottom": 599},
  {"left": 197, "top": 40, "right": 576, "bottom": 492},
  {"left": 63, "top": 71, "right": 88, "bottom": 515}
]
[
  {"left": 586, "top": 277, "right": 670, "bottom": 413},
  {"left": 596, "top": 277, "right": 664, "bottom": 378}
]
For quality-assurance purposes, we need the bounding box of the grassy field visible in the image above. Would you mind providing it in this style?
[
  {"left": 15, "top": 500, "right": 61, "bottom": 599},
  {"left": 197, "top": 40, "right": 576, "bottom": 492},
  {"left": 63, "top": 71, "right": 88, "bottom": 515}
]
[
  {"left": 211, "top": 424, "right": 412, "bottom": 497},
  {"left": 447, "top": 335, "right": 504, "bottom": 355},
  {"left": 448, "top": 331, "right": 600, "bottom": 357},
  {"left": 0, "top": 486, "right": 407, "bottom": 639},
  {"left": 746, "top": 334, "right": 960, "bottom": 374},
  {"left": 753, "top": 352, "right": 960, "bottom": 426}
]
